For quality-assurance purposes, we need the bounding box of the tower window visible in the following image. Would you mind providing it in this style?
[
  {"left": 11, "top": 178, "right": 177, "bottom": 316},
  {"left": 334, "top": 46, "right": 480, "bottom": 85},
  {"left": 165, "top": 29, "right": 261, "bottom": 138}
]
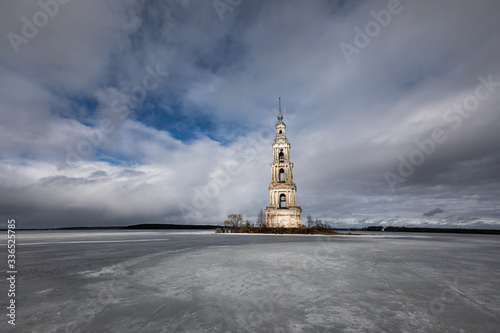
[
  {"left": 279, "top": 152, "right": 284, "bottom": 162},
  {"left": 280, "top": 194, "right": 286, "bottom": 208},
  {"left": 279, "top": 168, "right": 285, "bottom": 182},
  {"left": 279, "top": 130, "right": 282, "bottom": 134}
]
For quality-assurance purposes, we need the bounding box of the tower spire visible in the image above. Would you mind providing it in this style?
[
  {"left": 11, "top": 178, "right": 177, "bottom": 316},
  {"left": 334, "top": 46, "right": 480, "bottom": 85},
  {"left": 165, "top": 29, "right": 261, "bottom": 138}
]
[{"left": 277, "top": 96, "right": 284, "bottom": 124}]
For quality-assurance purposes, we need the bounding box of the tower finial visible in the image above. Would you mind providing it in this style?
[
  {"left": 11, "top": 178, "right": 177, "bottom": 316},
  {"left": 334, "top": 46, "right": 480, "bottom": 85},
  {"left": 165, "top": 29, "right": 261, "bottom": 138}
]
[{"left": 277, "top": 97, "right": 284, "bottom": 124}]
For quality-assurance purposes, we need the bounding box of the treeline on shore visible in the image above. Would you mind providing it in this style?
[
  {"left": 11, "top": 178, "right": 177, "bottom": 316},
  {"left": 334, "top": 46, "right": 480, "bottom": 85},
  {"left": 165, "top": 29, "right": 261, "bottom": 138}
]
[
  {"left": 54, "top": 224, "right": 218, "bottom": 230},
  {"left": 363, "top": 226, "right": 500, "bottom": 234}
]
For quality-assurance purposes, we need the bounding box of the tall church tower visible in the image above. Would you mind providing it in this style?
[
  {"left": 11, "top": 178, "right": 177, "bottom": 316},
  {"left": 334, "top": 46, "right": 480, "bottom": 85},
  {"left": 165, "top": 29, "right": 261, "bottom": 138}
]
[{"left": 265, "top": 98, "right": 302, "bottom": 228}]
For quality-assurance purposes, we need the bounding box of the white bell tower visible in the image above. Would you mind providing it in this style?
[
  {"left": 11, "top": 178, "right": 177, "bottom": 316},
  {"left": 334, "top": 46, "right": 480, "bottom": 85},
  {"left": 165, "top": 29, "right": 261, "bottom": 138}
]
[{"left": 265, "top": 97, "right": 302, "bottom": 228}]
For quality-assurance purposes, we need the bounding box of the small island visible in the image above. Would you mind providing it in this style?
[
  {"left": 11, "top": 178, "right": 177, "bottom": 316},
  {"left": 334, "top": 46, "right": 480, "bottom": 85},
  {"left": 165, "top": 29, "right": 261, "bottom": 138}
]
[
  {"left": 218, "top": 226, "right": 341, "bottom": 235},
  {"left": 217, "top": 213, "right": 341, "bottom": 235}
]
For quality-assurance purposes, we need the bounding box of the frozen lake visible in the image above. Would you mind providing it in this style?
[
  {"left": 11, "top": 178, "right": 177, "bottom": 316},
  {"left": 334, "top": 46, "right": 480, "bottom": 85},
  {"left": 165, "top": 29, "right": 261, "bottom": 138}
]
[{"left": 3, "top": 230, "right": 500, "bottom": 332}]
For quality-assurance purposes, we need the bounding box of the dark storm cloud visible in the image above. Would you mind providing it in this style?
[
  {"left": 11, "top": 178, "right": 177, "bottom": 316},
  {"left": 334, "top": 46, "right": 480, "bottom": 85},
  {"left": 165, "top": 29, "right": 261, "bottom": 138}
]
[
  {"left": 423, "top": 208, "right": 444, "bottom": 217},
  {"left": 0, "top": 0, "right": 499, "bottom": 228}
]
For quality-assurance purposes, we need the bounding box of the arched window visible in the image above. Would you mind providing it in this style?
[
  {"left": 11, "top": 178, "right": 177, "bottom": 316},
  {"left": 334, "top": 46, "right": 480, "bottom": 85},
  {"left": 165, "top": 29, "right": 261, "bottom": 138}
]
[
  {"left": 279, "top": 168, "right": 285, "bottom": 182},
  {"left": 279, "top": 130, "right": 282, "bottom": 134},
  {"left": 279, "top": 152, "right": 284, "bottom": 162},
  {"left": 280, "top": 194, "right": 286, "bottom": 208}
]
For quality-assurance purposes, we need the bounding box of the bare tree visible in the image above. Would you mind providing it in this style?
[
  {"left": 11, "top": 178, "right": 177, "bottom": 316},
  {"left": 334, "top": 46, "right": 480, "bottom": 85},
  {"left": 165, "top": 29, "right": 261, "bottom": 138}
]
[
  {"left": 307, "top": 215, "right": 314, "bottom": 228},
  {"left": 224, "top": 214, "right": 243, "bottom": 229},
  {"left": 307, "top": 215, "right": 330, "bottom": 229},
  {"left": 257, "top": 209, "right": 266, "bottom": 228},
  {"left": 314, "top": 219, "right": 330, "bottom": 230}
]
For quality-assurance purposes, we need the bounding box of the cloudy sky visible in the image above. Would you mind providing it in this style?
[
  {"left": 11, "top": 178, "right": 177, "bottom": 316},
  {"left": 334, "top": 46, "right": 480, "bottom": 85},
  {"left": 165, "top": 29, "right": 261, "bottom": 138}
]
[{"left": 1, "top": 0, "right": 499, "bottom": 229}]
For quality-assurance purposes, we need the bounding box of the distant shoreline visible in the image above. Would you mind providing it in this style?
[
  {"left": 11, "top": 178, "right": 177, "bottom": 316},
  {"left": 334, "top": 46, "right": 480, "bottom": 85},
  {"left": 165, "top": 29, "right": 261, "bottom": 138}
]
[
  {"left": 360, "top": 226, "right": 500, "bottom": 235},
  {"left": 0, "top": 224, "right": 218, "bottom": 231}
]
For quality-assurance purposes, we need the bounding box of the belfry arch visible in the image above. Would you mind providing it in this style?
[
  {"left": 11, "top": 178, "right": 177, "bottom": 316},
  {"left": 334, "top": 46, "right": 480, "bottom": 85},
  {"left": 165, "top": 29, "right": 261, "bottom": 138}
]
[{"left": 280, "top": 194, "right": 286, "bottom": 208}]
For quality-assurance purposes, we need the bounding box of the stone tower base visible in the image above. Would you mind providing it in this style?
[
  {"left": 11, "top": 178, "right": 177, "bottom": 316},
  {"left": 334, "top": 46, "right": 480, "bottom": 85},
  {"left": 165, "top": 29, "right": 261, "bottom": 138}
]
[{"left": 265, "top": 206, "right": 302, "bottom": 228}]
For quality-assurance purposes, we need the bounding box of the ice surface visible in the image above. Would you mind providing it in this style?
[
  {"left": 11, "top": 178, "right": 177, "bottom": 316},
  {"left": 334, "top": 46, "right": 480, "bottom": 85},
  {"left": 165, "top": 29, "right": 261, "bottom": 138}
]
[{"left": 2, "top": 230, "right": 500, "bottom": 332}]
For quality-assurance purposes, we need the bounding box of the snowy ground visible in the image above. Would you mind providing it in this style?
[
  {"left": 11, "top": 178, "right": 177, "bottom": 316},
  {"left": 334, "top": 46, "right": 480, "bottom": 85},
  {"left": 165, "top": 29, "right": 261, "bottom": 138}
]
[{"left": 2, "top": 230, "right": 500, "bottom": 332}]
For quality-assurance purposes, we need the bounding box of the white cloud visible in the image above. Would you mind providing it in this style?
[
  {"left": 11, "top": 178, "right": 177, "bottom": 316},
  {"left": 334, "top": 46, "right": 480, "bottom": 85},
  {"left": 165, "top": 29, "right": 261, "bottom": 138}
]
[{"left": 1, "top": 0, "right": 499, "bottom": 228}]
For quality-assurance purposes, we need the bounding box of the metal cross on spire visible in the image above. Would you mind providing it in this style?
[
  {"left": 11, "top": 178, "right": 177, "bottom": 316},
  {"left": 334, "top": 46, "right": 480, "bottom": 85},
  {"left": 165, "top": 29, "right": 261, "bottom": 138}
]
[{"left": 277, "top": 96, "right": 284, "bottom": 125}]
